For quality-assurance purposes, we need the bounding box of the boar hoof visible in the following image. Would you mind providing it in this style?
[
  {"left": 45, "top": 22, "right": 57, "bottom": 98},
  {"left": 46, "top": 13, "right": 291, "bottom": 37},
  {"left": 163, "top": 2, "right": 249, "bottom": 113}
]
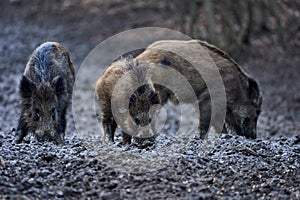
[
  {"left": 54, "top": 133, "right": 65, "bottom": 145},
  {"left": 14, "top": 131, "right": 24, "bottom": 144},
  {"left": 121, "top": 132, "right": 132, "bottom": 145},
  {"left": 14, "top": 136, "right": 22, "bottom": 144}
]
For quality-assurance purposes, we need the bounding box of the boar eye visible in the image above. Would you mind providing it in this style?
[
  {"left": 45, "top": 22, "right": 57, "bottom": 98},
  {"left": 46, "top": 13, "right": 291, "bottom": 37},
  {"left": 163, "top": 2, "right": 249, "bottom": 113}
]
[
  {"left": 134, "top": 117, "right": 140, "bottom": 125},
  {"left": 51, "top": 108, "right": 56, "bottom": 120},
  {"left": 33, "top": 108, "right": 40, "bottom": 121}
]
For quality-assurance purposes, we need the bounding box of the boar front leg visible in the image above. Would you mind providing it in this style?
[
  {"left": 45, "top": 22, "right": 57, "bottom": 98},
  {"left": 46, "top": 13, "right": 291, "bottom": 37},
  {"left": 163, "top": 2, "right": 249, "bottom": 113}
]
[
  {"left": 121, "top": 131, "right": 132, "bottom": 145},
  {"left": 198, "top": 103, "right": 228, "bottom": 139},
  {"left": 199, "top": 102, "right": 211, "bottom": 139},
  {"left": 15, "top": 113, "right": 28, "bottom": 143},
  {"left": 101, "top": 113, "right": 117, "bottom": 143},
  {"left": 199, "top": 116, "right": 210, "bottom": 139},
  {"left": 55, "top": 107, "right": 67, "bottom": 144}
]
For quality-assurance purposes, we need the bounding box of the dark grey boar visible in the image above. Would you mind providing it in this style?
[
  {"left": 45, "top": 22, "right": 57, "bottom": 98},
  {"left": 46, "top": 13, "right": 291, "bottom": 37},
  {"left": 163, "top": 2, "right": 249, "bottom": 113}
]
[
  {"left": 15, "top": 42, "right": 75, "bottom": 144},
  {"left": 95, "top": 40, "right": 262, "bottom": 144}
]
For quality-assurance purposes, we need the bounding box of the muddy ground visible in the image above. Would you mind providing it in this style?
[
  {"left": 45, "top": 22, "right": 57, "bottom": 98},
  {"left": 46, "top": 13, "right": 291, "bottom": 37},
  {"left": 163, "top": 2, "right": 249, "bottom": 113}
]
[{"left": 0, "top": 0, "right": 299, "bottom": 199}]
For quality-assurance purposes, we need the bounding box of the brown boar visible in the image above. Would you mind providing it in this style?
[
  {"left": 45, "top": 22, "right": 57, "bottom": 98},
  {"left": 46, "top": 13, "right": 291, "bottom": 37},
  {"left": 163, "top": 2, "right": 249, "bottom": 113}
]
[
  {"left": 95, "top": 40, "right": 262, "bottom": 144},
  {"left": 96, "top": 56, "right": 159, "bottom": 145},
  {"left": 15, "top": 42, "right": 75, "bottom": 144}
]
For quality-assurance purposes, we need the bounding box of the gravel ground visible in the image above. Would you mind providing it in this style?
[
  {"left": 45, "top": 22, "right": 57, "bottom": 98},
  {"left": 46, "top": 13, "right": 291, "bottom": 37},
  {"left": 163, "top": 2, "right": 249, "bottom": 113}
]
[
  {"left": 1, "top": 131, "right": 299, "bottom": 199},
  {"left": 0, "top": 0, "right": 299, "bottom": 199}
]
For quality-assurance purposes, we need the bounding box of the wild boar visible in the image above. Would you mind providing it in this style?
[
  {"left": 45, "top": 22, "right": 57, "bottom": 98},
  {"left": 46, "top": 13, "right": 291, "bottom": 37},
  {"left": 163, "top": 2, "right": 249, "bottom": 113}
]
[
  {"left": 95, "top": 40, "right": 262, "bottom": 144},
  {"left": 15, "top": 42, "right": 75, "bottom": 144},
  {"left": 96, "top": 56, "right": 159, "bottom": 145}
]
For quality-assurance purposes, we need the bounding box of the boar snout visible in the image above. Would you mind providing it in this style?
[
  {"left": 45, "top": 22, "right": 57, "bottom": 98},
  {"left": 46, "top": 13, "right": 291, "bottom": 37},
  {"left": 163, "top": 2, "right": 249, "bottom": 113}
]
[
  {"left": 244, "top": 129, "right": 257, "bottom": 139},
  {"left": 35, "top": 129, "right": 64, "bottom": 144},
  {"left": 241, "top": 117, "right": 257, "bottom": 139}
]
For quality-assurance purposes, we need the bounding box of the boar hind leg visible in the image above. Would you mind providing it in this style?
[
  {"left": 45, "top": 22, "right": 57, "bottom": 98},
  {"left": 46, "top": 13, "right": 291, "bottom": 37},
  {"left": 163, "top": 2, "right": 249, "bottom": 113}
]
[
  {"left": 199, "top": 103, "right": 211, "bottom": 139},
  {"left": 102, "top": 114, "right": 117, "bottom": 142},
  {"left": 15, "top": 115, "right": 28, "bottom": 143},
  {"left": 199, "top": 117, "right": 210, "bottom": 139},
  {"left": 121, "top": 131, "right": 132, "bottom": 145}
]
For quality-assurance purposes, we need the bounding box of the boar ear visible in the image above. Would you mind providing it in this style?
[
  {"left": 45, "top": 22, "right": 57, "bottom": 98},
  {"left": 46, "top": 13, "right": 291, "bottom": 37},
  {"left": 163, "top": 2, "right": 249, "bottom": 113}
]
[
  {"left": 52, "top": 76, "right": 66, "bottom": 96},
  {"left": 20, "top": 75, "right": 36, "bottom": 98},
  {"left": 248, "top": 78, "right": 262, "bottom": 106}
]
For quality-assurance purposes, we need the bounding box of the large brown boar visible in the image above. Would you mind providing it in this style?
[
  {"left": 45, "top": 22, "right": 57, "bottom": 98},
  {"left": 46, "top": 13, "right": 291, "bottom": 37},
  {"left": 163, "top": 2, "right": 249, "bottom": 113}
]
[
  {"left": 15, "top": 42, "right": 75, "bottom": 144},
  {"left": 95, "top": 40, "right": 262, "bottom": 145}
]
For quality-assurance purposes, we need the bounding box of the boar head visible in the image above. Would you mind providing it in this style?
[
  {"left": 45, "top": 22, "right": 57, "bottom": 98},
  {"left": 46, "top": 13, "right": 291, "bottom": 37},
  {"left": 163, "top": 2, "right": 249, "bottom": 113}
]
[
  {"left": 20, "top": 75, "right": 67, "bottom": 143},
  {"left": 226, "top": 78, "right": 263, "bottom": 139}
]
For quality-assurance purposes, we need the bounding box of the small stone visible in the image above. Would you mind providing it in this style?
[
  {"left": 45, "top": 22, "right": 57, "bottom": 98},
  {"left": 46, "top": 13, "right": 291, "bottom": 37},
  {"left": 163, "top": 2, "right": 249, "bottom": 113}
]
[{"left": 57, "top": 190, "right": 64, "bottom": 197}]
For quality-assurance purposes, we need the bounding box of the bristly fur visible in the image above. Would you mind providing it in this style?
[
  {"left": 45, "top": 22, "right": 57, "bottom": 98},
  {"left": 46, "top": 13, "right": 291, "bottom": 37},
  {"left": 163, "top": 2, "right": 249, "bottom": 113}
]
[
  {"left": 121, "top": 56, "right": 150, "bottom": 86},
  {"left": 33, "top": 43, "right": 57, "bottom": 83},
  {"left": 36, "top": 83, "right": 55, "bottom": 103}
]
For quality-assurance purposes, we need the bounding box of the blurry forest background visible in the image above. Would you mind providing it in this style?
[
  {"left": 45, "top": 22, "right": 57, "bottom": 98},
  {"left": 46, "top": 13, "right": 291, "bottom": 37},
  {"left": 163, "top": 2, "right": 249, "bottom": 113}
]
[
  {"left": 173, "top": 0, "right": 285, "bottom": 52},
  {"left": 5, "top": 0, "right": 298, "bottom": 52}
]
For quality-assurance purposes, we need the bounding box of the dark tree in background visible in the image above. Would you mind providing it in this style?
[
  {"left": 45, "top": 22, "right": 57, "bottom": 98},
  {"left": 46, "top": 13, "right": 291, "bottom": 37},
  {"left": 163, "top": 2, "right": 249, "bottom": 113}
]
[{"left": 170, "top": 0, "right": 283, "bottom": 52}]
